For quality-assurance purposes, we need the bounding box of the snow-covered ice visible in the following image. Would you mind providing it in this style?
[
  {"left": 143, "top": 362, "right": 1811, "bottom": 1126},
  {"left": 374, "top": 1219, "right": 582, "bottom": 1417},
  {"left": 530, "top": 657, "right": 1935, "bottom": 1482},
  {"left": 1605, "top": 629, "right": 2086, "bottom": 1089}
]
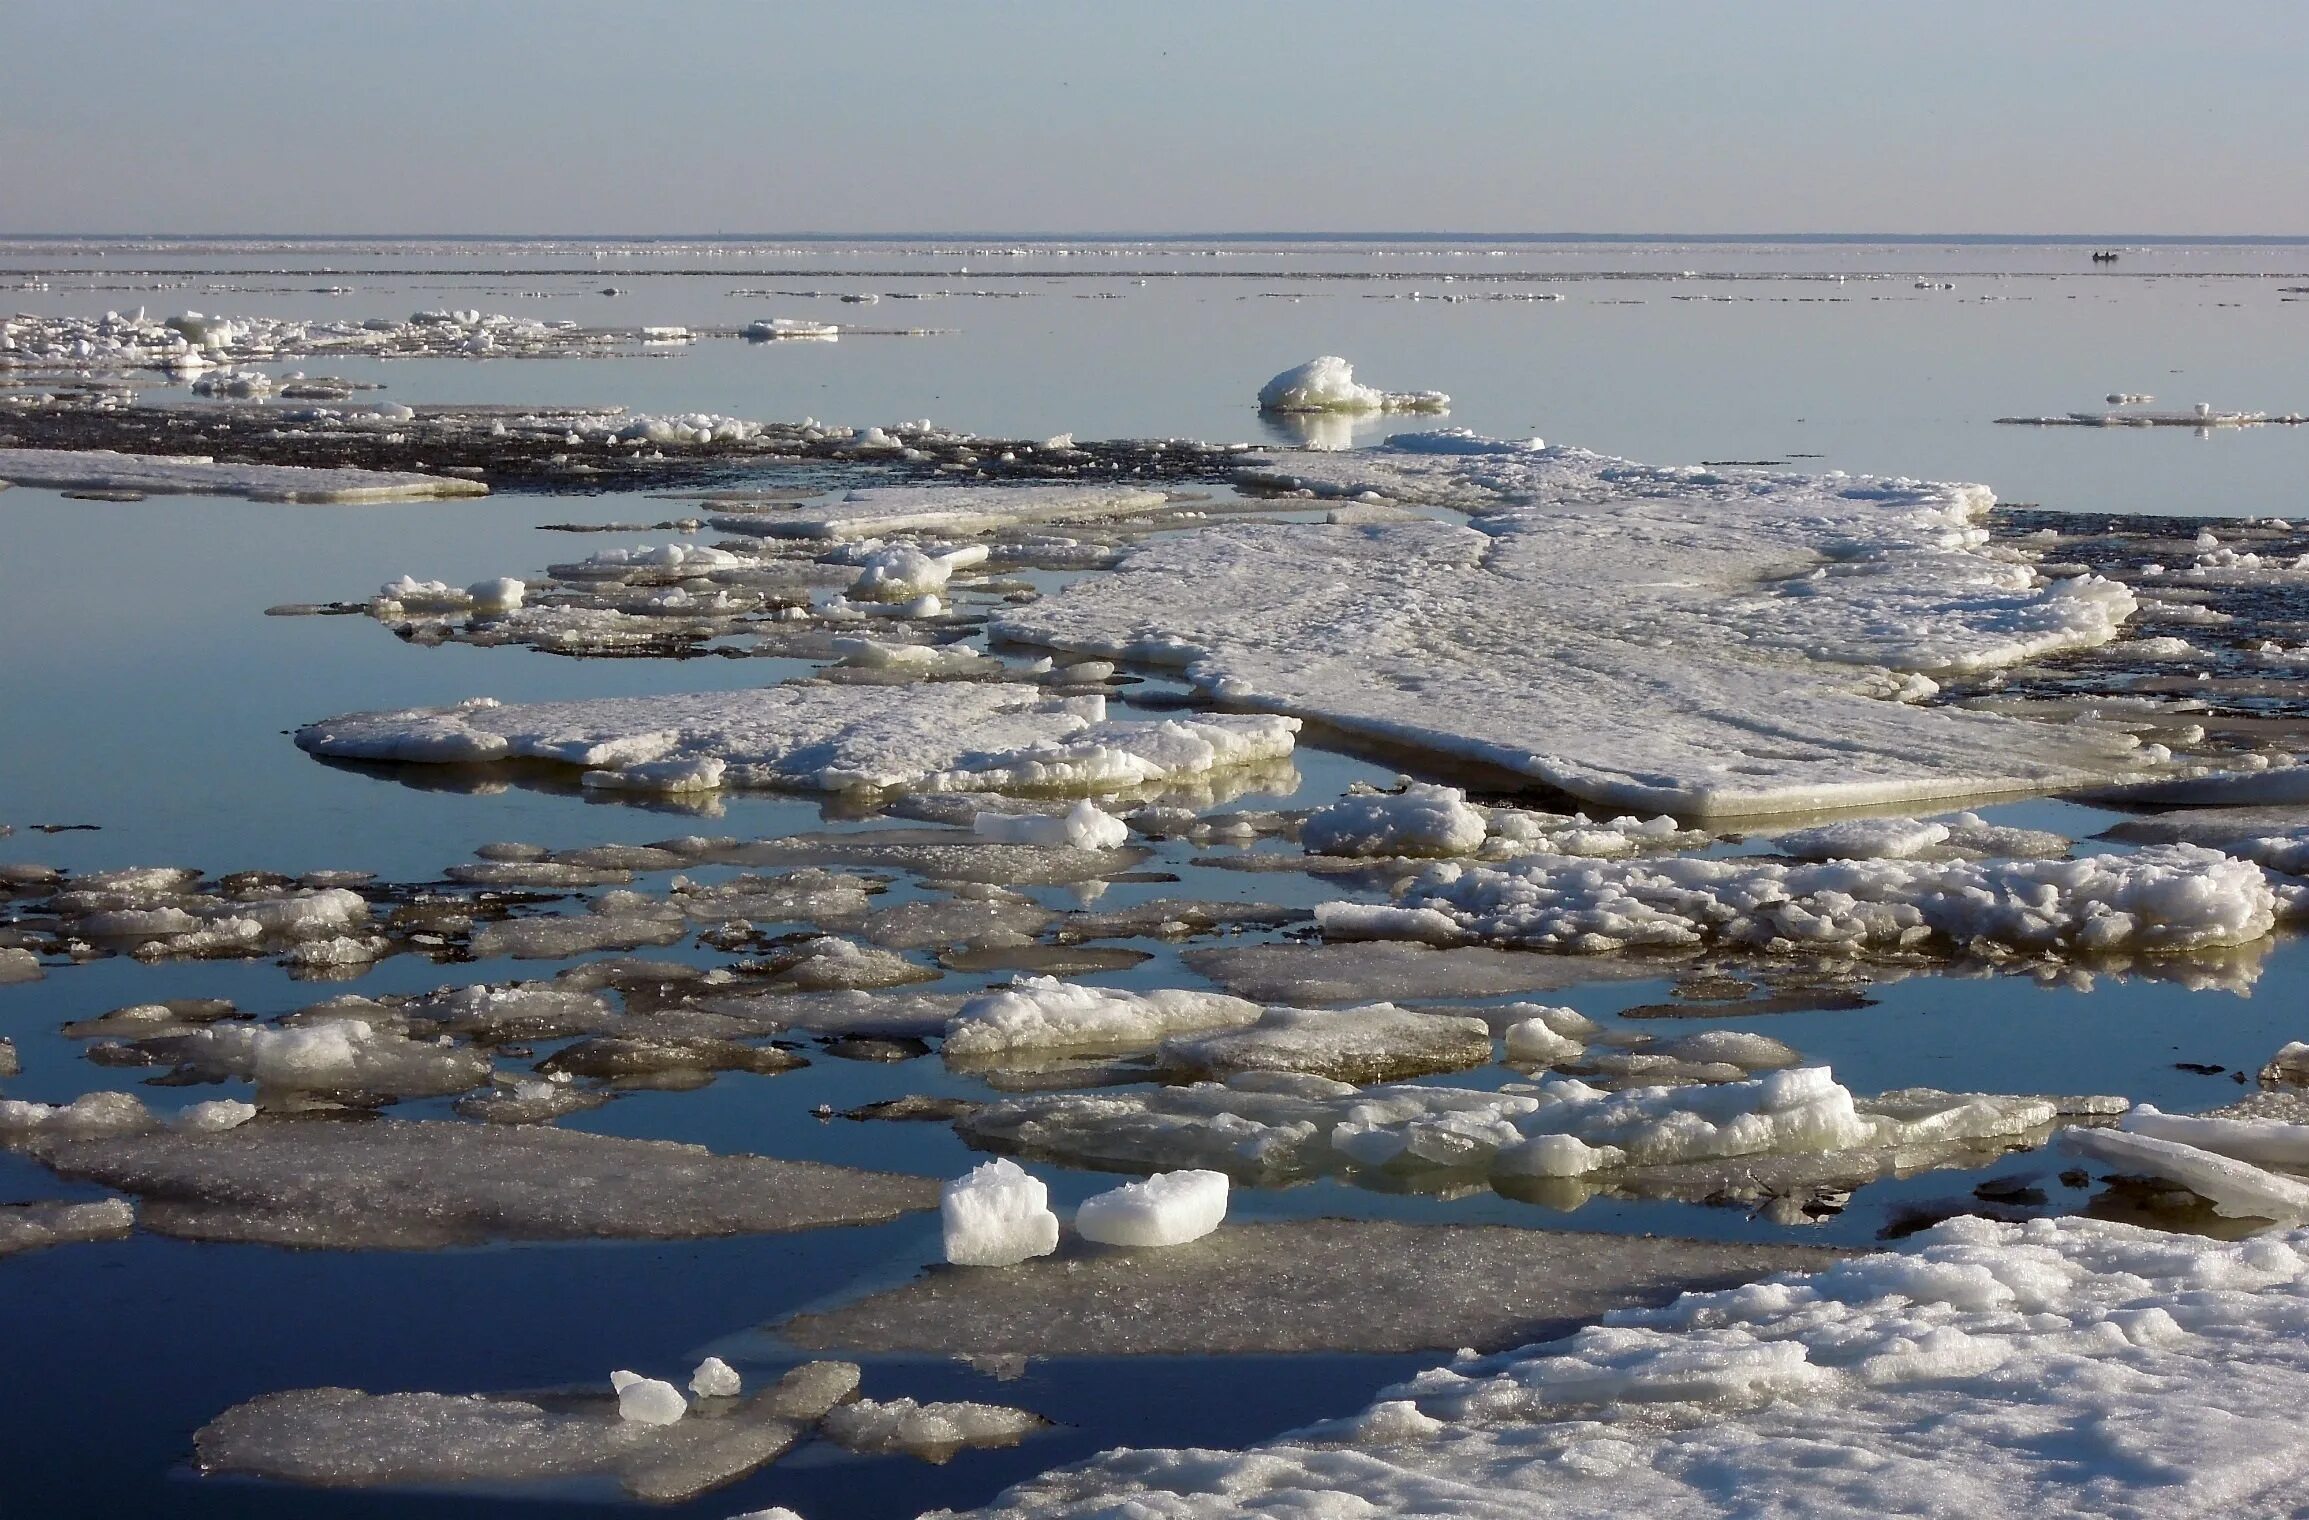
[
  {"left": 1301, "top": 783, "right": 1489, "bottom": 857},
  {"left": 972, "top": 800, "right": 1130, "bottom": 850},
  {"left": 1158, "top": 1004, "right": 1496, "bottom": 1084},
  {"left": 709, "top": 483, "right": 1168, "bottom": 541},
  {"left": 993, "top": 436, "right": 2156, "bottom": 817},
  {"left": 959, "top": 1217, "right": 2309, "bottom": 1520},
  {"left": 942, "top": 1157, "right": 1061, "bottom": 1266},
  {"left": 821, "top": 1397, "right": 1046, "bottom": 1461},
  {"left": 943, "top": 976, "right": 1260, "bottom": 1061},
  {"left": 296, "top": 686, "right": 1297, "bottom": 797},
  {"left": 1074, "top": 1169, "right": 1229, "bottom": 1248},
  {"left": 1316, "top": 841, "right": 2279, "bottom": 959}
]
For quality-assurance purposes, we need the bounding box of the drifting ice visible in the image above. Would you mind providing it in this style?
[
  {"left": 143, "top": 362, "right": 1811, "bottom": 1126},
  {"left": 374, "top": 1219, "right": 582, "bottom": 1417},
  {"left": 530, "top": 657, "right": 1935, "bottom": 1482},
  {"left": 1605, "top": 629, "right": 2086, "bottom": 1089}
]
[{"left": 1074, "top": 1169, "right": 1229, "bottom": 1248}]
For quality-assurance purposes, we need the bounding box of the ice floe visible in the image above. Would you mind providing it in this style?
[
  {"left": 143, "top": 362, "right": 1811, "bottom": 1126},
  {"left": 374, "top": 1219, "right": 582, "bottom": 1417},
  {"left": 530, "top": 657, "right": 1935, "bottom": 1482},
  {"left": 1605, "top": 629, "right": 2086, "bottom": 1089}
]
[
  {"left": 0, "top": 1197, "right": 134, "bottom": 1257},
  {"left": 194, "top": 1360, "right": 862, "bottom": 1502},
  {"left": 1301, "top": 782, "right": 1489, "bottom": 857},
  {"left": 18, "top": 1119, "right": 935, "bottom": 1248},
  {"left": 1315, "top": 841, "right": 2281, "bottom": 960},
  {"left": 0, "top": 447, "right": 487, "bottom": 502},
  {"left": 709, "top": 483, "right": 1169, "bottom": 541},
  {"left": 1158, "top": 1004, "right": 1496, "bottom": 1084},
  {"left": 296, "top": 686, "right": 1296, "bottom": 797},
  {"left": 959, "top": 1217, "right": 2309, "bottom": 1519},
  {"left": 942, "top": 977, "right": 1260, "bottom": 1062},
  {"left": 994, "top": 436, "right": 2156, "bottom": 817}
]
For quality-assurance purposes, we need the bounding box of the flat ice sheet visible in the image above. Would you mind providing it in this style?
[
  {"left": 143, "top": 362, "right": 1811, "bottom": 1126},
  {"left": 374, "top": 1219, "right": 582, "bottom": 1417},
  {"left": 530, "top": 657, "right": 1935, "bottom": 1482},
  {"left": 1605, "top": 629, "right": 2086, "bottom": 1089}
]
[
  {"left": 0, "top": 447, "right": 488, "bottom": 503},
  {"left": 962, "top": 1217, "right": 2309, "bottom": 1520},
  {"left": 780, "top": 1220, "right": 1836, "bottom": 1355},
  {"left": 27, "top": 1120, "right": 937, "bottom": 1248},
  {"left": 993, "top": 438, "right": 2155, "bottom": 817},
  {"left": 296, "top": 685, "right": 1297, "bottom": 796},
  {"left": 709, "top": 483, "right": 1168, "bottom": 540}
]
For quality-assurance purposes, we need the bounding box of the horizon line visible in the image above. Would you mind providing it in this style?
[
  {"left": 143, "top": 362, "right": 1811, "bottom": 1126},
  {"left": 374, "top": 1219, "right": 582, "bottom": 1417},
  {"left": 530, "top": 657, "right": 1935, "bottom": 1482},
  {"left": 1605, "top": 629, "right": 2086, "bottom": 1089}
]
[{"left": 6, "top": 230, "right": 2309, "bottom": 245}]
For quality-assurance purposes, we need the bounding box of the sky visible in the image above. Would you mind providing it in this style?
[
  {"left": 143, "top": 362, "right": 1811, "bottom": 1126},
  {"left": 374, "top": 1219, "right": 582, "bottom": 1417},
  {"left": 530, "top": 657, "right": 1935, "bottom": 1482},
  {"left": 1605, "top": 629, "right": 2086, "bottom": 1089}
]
[{"left": 5, "top": 0, "right": 2307, "bottom": 237}]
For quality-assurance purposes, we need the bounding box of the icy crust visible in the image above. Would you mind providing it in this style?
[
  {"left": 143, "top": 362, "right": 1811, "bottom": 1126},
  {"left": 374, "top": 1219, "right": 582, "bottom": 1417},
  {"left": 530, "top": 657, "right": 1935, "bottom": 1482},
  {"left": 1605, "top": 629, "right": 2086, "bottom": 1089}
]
[
  {"left": 23, "top": 1119, "right": 936, "bottom": 1248},
  {"left": 295, "top": 686, "right": 1297, "bottom": 797},
  {"left": 1256, "top": 357, "right": 1448, "bottom": 414},
  {"left": 958, "top": 1066, "right": 2093, "bottom": 1199},
  {"left": 194, "top": 1360, "right": 864, "bottom": 1503},
  {"left": 0, "top": 1198, "right": 134, "bottom": 1257},
  {"left": 943, "top": 977, "right": 1261, "bottom": 1062},
  {"left": 960, "top": 1217, "right": 2309, "bottom": 1520},
  {"left": 0, "top": 447, "right": 487, "bottom": 502},
  {"left": 708, "top": 483, "right": 1169, "bottom": 541},
  {"left": 1317, "top": 841, "right": 2280, "bottom": 960},
  {"left": 822, "top": 1398, "right": 1048, "bottom": 1461},
  {"left": 992, "top": 437, "right": 2155, "bottom": 818}
]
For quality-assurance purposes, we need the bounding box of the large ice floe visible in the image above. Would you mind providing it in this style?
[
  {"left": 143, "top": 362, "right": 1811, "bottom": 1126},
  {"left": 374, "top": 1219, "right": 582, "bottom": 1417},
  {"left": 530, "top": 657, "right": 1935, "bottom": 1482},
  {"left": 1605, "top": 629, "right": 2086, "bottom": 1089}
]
[
  {"left": 294, "top": 686, "right": 1297, "bottom": 796},
  {"left": 0, "top": 447, "right": 488, "bottom": 502},
  {"left": 958, "top": 1217, "right": 2309, "bottom": 1519},
  {"left": 991, "top": 434, "right": 2158, "bottom": 818}
]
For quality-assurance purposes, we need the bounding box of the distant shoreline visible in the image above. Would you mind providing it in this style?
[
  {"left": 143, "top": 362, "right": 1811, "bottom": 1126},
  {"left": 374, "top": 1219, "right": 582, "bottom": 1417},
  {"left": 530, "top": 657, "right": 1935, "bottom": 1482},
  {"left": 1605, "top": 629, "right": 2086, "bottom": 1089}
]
[{"left": 6, "top": 231, "right": 2309, "bottom": 246}]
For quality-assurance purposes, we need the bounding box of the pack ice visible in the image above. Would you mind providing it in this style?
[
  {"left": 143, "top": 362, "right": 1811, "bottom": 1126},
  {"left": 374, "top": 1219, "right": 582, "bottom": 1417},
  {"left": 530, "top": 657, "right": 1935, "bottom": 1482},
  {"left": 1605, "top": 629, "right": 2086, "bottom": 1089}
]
[
  {"left": 992, "top": 435, "right": 2155, "bottom": 817},
  {"left": 294, "top": 685, "right": 1296, "bottom": 796},
  {"left": 961, "top": 1218, "right": 2309, "bottom": 1519}
]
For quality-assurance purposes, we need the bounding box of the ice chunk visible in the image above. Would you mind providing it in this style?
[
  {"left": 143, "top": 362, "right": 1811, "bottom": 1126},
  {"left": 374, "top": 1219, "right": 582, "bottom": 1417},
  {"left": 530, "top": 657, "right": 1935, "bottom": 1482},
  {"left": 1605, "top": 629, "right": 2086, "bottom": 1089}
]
[
  {"left": 297, "top": 685, "right": 1296, "bottom": 797},
  {"left": 175, "top": 1100, "right": 258, "bottom": 1133},
  {"left": 1257, "top": 356, "right": 1449, "bottom": 414},
  {"left": 152, "top": 1020, "right": 490, "bottom": 1097},
  {"left": 1074, "top": 1169, "right": 1229, "bottom": 1248},
  {"left": 1302, "top": 783, "right": 1488, "bottom": 857},
  {"left": 973, "top": 800, "right": 1130, "bottom": 850},
  {"left": 848, "top": 542, "right": 990, "bottom": 599},
  {"left": 1504, "top": 1015, "right": 1586, "bottom": 1067},
  {"left": 1772, "top": 816, "right": 1952, "bottom": 861},
  {"left": 941, "top": 1157, "right": 1060, "bottom": 1266},
  {"left": 608, "top": 1371, "right": 687, "bottom": 1425},
  {"left": 820, "top": 1397, "right": 1045, "bottom": 1461},
  {"left": 943, "top": 977, "right": 1260, "bottom": 1061},
  {"left": 2063, "top": 1125, "right": 2309, "bottom": 1222},
  {"left": 689, "top": 1357, "right": 741, "bottom": 1400},
  {"left": 710, "top": 483, "right": 1167, "bottom": 541},
  {"left": 995, "top": 439, "right": 2154, "bottom": 818}
]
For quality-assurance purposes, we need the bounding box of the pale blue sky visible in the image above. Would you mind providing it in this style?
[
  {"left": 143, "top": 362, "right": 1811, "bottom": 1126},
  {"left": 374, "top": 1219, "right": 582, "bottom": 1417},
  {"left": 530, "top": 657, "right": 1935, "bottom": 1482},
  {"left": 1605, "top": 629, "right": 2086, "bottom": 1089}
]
[{"left": 6, "top": 0, "right": 2305, "bottom": 235}]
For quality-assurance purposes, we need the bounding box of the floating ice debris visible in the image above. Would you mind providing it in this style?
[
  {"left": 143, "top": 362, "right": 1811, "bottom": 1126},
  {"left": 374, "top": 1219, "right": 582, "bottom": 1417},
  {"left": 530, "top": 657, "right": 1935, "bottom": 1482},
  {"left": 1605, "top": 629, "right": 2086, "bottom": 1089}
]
[
  {"left": 847, "top": 542, "right": 990, "bottom": 599},
  {"left": 0, "top": 447, "right": 488, "bottom": 502},
  {"left": 783, "top": 1220, "right": 1836, "bottom": 1357},
  {"left": 1074, "top": 1169, "right": 1229, "bottom": 1248},
  {"left": 612, "top": 1371, "right": 688, "bottom": 1425},
  {"left": 22, "top": 1120, "right": 935, "bottom": 1248},
  {"left": 709, "top": 483, "right": 1169, "bottom": 540},
  {"left": 995, "top": 437, "right": 2153, "bottom": 818},
  {"left": 0, "top": 1198, "right": 134, "bottom": 1257},
  {"left": 960, "top": 1217, "right": 2309, "bottom": 1519},
  {"left": 972, "top": 801, "right": 1129, "bottom": 850},
  {"left": 1302, "top": 782, "right": 1488, "bottom": 858},
  {"left": 373, "top": 575, "right": 525, "bottom": 615},
  {"left": 296, "top": 686, "right": 1297, "bottom": 797},
  {"left": 942, "top": 1157, "right": 1061, "bottom": 1266},
  {"left": 743, "top": 317, "right": 840, "bottom": 340},
  {"left": 1769, "top": 816, "right": 1950, "bottom": 861},
  {"left": 194, "top": 1360, "right": 862, "bottom": 1502},
  {"left": 0, "top": 947, "right": 42, "bottom": 983},
  {"left": 174, "top": 1099, "right": 258, "bottom": 1133},
  {"left": 942, "top": 977, "right": 1260, "bottom": 1061},
  {"left": 689, "top": 1357, "right": 742, "bottom": 1400},
  {"left": 1317, "top": 841, "right": 2279, "bottom": 959},
  {"left": 1159, "top": 1004, "right": 1495, "bottom": 1085},
  {"left": 1998, "top": 406, "right": 2300, "bottom": 427},
  {"left": 1256, "top": 356, "right": 1449, "bottom": 414},
  {"left": 821, "top": 1397, "right": 1046, "bottom": 1462}
]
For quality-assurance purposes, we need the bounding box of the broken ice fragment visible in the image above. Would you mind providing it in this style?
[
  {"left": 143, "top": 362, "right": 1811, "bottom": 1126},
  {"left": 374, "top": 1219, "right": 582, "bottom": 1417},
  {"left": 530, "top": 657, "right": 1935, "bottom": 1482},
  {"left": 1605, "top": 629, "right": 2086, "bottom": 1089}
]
[
  {"left": 941, "top": 1157, "right": 1060, "bottom": 1266},
  {"left": 1074, "top": 1169, "right": 1229, "bottom": 1248},
  {"left": 611, "top": 1371, "right": 687, "bottom": 1425}
]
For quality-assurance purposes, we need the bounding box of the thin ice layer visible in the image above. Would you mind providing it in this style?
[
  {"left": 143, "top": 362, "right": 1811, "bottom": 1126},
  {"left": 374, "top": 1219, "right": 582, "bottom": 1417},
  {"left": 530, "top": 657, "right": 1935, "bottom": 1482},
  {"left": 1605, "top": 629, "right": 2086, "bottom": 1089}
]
[
  {"left": 26, "top": 1120, "right": 935, "bottom": 1248},
  {"left": 959, "top": 1217, "right": 2309, "bottom": 1520},
  {"left": 295, "top": 686, "right": 1296, "bottom": 796},
  {"left": 0, "top": 447, "right": 488, "bottom": 502},
  {"left": 993, "top": 437, "right": 2152, "bottom": 817}
]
